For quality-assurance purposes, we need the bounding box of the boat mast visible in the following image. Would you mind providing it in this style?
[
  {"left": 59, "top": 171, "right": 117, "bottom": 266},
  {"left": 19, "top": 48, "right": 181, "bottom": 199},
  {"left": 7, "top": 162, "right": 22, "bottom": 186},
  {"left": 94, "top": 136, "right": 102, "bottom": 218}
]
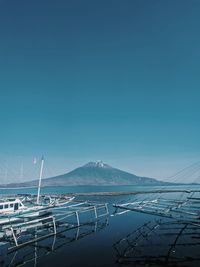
[{"left": 36, "top": 156, "right": 44, "bottom": 204}]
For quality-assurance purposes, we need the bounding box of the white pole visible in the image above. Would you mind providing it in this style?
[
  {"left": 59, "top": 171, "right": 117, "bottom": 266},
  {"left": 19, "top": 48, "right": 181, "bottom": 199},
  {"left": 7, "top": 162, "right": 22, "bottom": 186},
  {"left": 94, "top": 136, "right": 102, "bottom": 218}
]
[{"left": 37, "top": 156, "right": 44, "bottom": 204}]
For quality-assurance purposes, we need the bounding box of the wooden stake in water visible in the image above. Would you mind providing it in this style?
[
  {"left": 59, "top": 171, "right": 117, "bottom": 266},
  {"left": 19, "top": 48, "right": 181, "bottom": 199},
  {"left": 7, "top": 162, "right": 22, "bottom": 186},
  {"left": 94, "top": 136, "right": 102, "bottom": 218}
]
[{"left": 37, "top": 156, "right": 44, "bottom": 204}]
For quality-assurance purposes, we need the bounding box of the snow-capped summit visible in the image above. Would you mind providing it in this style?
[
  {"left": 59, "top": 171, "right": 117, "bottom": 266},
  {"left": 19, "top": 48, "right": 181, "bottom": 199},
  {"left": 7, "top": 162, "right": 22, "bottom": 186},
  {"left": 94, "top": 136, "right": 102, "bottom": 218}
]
[
  {"left": 96, "top": 160, "right": 104, "bottom": 167},
  {"left": 84, "top": 161, "right": 110, "bottom": 168}
]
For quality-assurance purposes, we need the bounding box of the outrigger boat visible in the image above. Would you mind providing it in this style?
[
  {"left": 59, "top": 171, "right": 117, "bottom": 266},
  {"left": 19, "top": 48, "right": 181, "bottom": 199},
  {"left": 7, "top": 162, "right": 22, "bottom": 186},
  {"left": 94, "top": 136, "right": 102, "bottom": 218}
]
[
  {"left": 0, "top": 195, "right": 74, "bottom": 225},
  {"left": 0, "top": 157, "right": 109, "bottom": 253},
  {"left": 0, "top": 157, "right": 74, "bottom": 225}
]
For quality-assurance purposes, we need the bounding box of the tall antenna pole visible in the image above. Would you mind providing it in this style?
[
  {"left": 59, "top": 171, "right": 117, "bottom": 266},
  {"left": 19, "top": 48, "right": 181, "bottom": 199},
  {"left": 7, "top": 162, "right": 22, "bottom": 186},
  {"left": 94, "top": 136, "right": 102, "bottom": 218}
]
[{"left": 37, "top": 156, "right": 44, "bottom": 205}]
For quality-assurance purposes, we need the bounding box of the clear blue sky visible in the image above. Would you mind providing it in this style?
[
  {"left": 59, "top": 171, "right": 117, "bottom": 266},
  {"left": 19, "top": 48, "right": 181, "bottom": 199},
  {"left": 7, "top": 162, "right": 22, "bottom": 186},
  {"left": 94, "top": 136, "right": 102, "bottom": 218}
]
[{"left": 0, "top": 0, "right": 200, "bottom": 182}]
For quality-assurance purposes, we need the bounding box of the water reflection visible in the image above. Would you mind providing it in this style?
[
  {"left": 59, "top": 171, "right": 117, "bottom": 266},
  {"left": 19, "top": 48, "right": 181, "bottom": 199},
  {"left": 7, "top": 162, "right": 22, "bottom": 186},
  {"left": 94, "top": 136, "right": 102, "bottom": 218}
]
[
  {"left": 113, "top": 219, "right": 200, "bottom": 266},
  {"left": 0, "top": 218, "right": 109, "bottom": 267}
]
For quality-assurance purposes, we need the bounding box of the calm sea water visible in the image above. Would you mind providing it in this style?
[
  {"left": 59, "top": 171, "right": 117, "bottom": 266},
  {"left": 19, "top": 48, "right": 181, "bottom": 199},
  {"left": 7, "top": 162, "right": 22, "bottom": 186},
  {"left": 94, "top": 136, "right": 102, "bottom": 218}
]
[{"left": 1, "top": 185, "right": 200, "bottom": 267}]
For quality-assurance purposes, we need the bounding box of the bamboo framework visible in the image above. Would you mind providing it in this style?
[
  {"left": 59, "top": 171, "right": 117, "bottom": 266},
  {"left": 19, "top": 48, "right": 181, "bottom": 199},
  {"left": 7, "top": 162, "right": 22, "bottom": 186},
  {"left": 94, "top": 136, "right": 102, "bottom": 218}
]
[
  {"left": 113, "top": 190, "right": 200, "bottom": 224},
  {"left": 0, "top": 199, "right": 109, "bottom": 252},
  {"left": 0, "top": 217, "right": 109, "bottom": 267},
  {"left": 113, "top": 219, "right": 200, "bottom": 266}
]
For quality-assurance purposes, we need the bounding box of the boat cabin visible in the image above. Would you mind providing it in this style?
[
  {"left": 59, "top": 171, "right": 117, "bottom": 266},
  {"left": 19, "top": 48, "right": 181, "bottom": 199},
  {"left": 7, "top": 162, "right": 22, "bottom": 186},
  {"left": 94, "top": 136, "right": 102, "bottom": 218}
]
[{"left": 0, "top": 198, "right": 25, "bottom": 213}]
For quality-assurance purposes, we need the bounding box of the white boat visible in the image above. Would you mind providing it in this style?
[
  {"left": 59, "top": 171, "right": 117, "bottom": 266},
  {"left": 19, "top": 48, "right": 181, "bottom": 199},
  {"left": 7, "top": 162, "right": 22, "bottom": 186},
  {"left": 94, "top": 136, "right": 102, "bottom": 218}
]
[
  {"left": 0, "top": 198, "right": 44, "bottom": 224},
  {"left": 0, "top": 196, "right": 74, "bottom": 225}
]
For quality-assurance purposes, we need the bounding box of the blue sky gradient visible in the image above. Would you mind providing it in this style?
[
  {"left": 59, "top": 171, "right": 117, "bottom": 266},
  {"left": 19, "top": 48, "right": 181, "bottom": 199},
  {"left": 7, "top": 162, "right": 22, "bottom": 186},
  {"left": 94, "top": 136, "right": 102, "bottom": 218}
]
[{"left": 0, "top": 0, "right": 200, "bottom": 181}]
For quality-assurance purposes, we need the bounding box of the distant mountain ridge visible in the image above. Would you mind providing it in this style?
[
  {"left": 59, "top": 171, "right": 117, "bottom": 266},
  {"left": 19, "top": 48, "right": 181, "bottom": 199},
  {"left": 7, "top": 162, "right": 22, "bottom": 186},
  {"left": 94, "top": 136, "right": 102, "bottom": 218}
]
[{"left": 3, "top": 161, "right": 169, "bottom": 187}]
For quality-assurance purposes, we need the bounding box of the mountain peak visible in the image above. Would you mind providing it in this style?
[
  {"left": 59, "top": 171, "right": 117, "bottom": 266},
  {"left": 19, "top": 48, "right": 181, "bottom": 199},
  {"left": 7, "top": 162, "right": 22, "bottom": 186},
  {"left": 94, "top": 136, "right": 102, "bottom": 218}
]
[
  {"left": 4, "top": 160, "right": 166, "bottom": 187},
  {"left": 83, "top": 161, "right": 111, "bottom": 168}
]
